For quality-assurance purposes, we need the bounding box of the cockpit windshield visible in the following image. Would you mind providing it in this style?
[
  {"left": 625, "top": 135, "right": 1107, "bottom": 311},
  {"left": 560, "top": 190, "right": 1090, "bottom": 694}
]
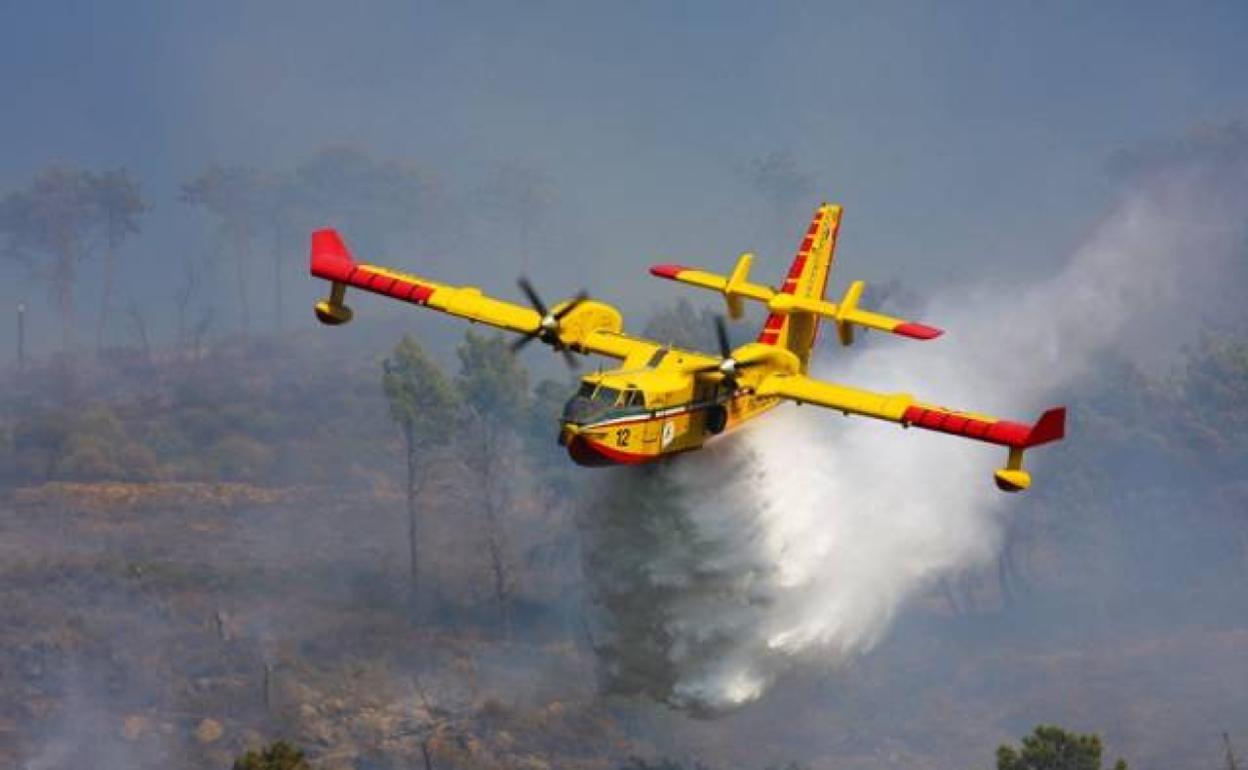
[{"left": 564, "top": 383, "right": 646, "bottom": 425}]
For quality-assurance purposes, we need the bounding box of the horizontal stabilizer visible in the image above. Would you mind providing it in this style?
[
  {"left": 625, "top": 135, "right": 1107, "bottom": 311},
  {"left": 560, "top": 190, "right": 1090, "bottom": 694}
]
[
  {"left": 650, "top": 254, "right": 774, "bottom": 319},
  {"left": 649, "top": 260, "right": 941, "bottom": 346}
]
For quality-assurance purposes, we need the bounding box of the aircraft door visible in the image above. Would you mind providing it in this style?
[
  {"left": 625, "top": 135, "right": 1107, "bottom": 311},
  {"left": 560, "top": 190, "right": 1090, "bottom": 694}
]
[
  {"left": 641, "top": 391, "right": 662, "bottom": 447},
  {"left": 643, "top": 407, "right": 661, "bottom": 445}
]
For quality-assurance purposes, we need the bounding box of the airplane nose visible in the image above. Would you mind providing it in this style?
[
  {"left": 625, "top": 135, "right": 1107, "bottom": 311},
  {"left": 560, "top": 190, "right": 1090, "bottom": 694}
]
[{"left": 558, "top": 423, "right": 580, "bottom": 446}]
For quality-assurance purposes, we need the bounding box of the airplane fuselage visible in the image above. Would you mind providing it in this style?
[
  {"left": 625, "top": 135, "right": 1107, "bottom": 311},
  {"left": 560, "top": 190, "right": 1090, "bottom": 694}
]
[{"left": 558, "top": 366, "right": 782, "bottom": 465}]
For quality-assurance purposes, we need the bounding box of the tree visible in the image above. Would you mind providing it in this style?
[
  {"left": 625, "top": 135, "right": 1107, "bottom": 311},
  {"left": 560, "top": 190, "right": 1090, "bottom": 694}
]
[
  {"left": 294, "top": 146, "right": 457, "bottom": 266},
  {"left": 90, "top": 168, "right": 146, "bottom": 351},
  {"left": 0, "top": 166, "right": 100, "bottom": 351},
  {"left": 642, "top": 298, "right": 734, "bottom": 353},
  {"left": 181, "top": 165, "right": 271, "bottom": 334},
  {"left": 383, "top": 335, "right": 457, "bottom": 608},
  {"left": 456, "top": 330, "right": 530, "bottom": 632},
  {"left": 265, "top": 174, "right": 308, "bottom": 331},
  {"left": 457, "top": 330, "right": 529, "bottom": 427},
  {"left": 232, "top": 740, "right": 313, "bottom": 770},
  {"left": 993, "top": 725, "right": 1127, "bottom": 770},
  {"left": 1182, "top": 334, "right": 1248, "bottom": 470},
  {"left": 614, "top": 760, "right": 712, "bottom": 770}
]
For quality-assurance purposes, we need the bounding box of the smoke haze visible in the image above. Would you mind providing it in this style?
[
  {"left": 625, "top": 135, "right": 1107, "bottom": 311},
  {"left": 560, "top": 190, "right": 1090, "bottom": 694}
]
[{"left": 582, "top": 130, "right": 1248, "bottom": 713}]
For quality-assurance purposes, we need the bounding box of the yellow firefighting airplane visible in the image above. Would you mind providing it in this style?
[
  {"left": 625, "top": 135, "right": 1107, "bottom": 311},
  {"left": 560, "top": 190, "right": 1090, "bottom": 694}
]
[{"left": 311, "top": 203, "right": 1064, "bottom": 491}]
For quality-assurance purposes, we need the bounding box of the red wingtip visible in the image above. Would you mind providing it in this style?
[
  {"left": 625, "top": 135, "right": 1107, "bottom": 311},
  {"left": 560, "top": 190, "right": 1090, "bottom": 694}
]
[
  {"left": 894, "top": 322, "right": 944, "bottom": 340},
  {"left": 310, "top": 229, "right": 355, "bottom": 281},
  {"left": 1025, "top": 407, "right": 1066, "bottom": 447},
  {"left": 650, "top": 264, "right": 689, "bottom": 280}
]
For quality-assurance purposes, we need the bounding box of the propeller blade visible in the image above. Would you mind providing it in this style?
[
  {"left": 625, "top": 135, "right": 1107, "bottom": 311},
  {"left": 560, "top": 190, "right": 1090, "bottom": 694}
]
[
  {"left": 514, "top": 278, "right": 589, "bottom": 367},
  {"left": 517, "top": 277, "right": 548, "bottom": 316},
  {"left": 553, "top": 290, "right": 589, "bottom": 320},
  {"left": 510, "top": 331, "right": 541, "bottom": 353},
  {"left": 715, "top": 316, "right": 732, "bottom": 360}
]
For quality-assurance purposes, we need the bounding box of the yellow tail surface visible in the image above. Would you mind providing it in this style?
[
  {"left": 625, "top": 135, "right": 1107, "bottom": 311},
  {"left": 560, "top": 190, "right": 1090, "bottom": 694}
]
[{"left": 756, "top": 203, "right": 842, "bottom": 370}]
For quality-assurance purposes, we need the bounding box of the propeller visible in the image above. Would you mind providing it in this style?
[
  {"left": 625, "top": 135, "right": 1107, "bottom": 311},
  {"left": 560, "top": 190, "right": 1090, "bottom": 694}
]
[
  {"left": 510, "top": 277, "right": 589, "bottom": 368},
  {"left": 689, "top": 316, "right": 767, "bottom": 388}
]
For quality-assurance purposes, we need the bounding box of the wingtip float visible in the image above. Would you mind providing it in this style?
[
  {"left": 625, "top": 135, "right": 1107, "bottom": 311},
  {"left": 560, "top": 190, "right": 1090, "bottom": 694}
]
[{"left": 311, "top": 202, "right": 1065, "bottom": 492}]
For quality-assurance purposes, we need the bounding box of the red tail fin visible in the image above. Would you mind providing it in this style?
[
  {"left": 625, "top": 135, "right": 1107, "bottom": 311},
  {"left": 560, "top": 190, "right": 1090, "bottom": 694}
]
[
  {"left": 310, "top": 228, "right": 356, "bottom": 282},
  {"left": 1023, "top": 407, "right": 1066, "bottom": 448}
]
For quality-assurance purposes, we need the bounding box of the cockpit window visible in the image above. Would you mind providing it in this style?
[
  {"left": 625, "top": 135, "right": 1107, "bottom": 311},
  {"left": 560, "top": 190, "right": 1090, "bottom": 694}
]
[
  {"left": 595, "top": 386, "right": 621, "bottom": 405},
  {"left": 626, "top": 390, "right": 645, "bottom": 407},
  {"left": 578, "top": 382, "right": 596, "bottom": 399}
]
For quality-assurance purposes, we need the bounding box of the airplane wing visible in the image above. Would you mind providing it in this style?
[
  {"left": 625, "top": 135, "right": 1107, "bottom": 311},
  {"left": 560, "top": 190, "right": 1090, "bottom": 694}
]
[
  {"left": 755, "top": 372, "right": 1065, "bottom": 491},
  {"left": 309, "top": 229, "right": 651, "bottom": 362}
]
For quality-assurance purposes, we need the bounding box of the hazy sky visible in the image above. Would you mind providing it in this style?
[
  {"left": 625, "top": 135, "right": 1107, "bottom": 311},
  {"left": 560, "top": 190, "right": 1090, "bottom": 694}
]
[{"left": 2, "top": 0, "right": 1246, "bottom": 354}]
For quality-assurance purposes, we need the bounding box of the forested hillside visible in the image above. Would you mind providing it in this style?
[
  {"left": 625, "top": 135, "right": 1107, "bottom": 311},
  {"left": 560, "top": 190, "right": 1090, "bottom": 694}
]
[{"left": 1, "top": 316, "right": 1244, "bottom": 769}]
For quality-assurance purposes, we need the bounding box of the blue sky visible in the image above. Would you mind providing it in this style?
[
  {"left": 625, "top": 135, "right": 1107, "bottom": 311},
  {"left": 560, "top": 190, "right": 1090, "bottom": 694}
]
[{"left": 2, "top": 0, "right": 1246, "bottom": 352}]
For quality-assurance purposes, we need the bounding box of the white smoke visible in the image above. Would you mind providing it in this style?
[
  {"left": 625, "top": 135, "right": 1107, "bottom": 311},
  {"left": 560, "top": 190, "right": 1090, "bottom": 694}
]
[{"left": 583, "top": 133, "right": 1248, "bottom": 713}]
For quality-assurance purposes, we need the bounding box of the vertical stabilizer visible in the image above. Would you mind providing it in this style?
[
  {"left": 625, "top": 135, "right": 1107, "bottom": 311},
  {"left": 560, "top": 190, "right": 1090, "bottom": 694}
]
[{"left": 757, "top": 203, "right": 842, "bottom": 370}]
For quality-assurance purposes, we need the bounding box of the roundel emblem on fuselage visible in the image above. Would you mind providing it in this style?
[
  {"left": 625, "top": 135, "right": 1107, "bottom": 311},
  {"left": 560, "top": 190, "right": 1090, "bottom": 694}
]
[{"left": 661, "top": 420, "right": 675, "bottom": 448}]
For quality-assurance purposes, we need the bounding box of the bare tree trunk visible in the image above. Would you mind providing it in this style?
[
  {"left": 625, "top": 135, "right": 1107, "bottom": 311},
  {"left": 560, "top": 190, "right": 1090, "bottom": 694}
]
[
  {"left": 405, "top": 424, "right": 421, "bottom": 613},
  {"left": 55, "top": 248, "right": 75, "bottom": 354},
  {"left": 263, "top": 662, "right": 274, "bottom": 712},
  {"left": 190, "top": 314, "right": 209, "bottom": 364},
  {"left": 16, "top": 301, "right": 26, "bottom": 370},
  {"left": 57, "top": 289, "right": 74, "bottom": 353},
  {"left": 174, "top": 260, "right": 199, "bottom": 355},
  {"left": 233, "top": 229, "right": 251, "bottom": 335},
  {"left": 477, "top": 418, "right": 511, "bottom": 637},
  {"left": 126, "top": 301, "right": 152, "bottom": 365},
  {"left": 97, "top": 237, "right": 117, "bottom": 353},
  {"left": 273, "top": 226, "right": 285, "bottom": 332}
]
